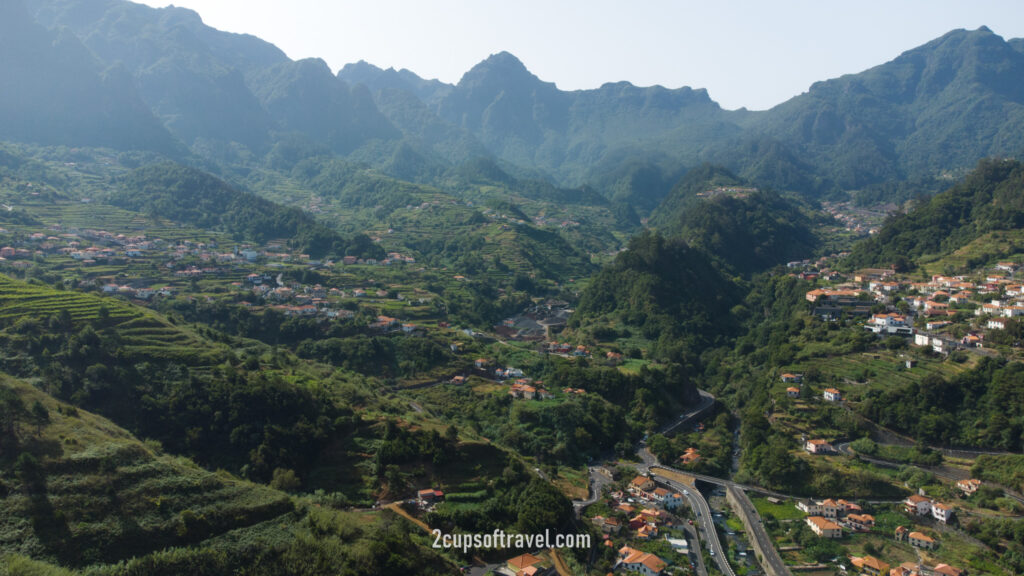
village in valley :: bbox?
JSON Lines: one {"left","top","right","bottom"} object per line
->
{"left": 2, "top": 192, "right": 1022, "bottom": 576}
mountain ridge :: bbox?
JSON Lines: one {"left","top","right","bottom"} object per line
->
{"left": 13, "top": 0, "right": 1024, "bottom": 203}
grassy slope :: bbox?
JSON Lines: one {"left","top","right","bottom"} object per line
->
{"left": 0, "top": 376, "right": 293, "bottom": 569}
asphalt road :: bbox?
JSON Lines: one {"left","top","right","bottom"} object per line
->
{"left": 653, "top": 473, "right": 735, "bottom": 576}
{"left": 573, "top": 466, "right": 614, "bottom": 513}
{"left": 658, "top": 389, "right": 717, "bottom": 436}
{"left": 728, "top": 485, "right": 790, "bottom": 576}
{"left": 573, "top": 389, "right": 793, "bottom": 576}
{"left": 651, "top": 464, "right": 792, "bottom": 576}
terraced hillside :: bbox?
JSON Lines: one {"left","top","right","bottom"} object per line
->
{"left": 0, "top": 376, "right": 455, "bottom": 576}
{"left": 0, "top": 275, "right": 222, "bottom": 366}
{"left": 0, "top": 376, "right": 292, "bottom": 568}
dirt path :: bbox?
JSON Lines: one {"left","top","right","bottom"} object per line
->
{"left": 549, "top": 548, "right": 573, "bottom": 576}
{"left": 385, "top": 502, "right": 432, "bottom": 534}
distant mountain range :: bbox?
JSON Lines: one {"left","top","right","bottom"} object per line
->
{"left": 9, "top": 0, "right": 1024, "bottom": 204}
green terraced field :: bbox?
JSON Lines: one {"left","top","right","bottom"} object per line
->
{"left": 0, "top": 275, "right": 222, "bottom": 366}
{"left": 0, "top": 377, "right": 294, "bottom": 569}
{"left": 0, "top": 276, "right": 140, "bottom": 323}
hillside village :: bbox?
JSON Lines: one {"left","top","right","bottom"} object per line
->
{"left": 797, "top": 260, "right": 1023, "bottom": 357}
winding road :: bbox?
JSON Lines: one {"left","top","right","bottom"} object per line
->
{"left": 652, "top": 471, "right": 735, "bottom": 576}
{"left": 574, "top": 389, "right": 787, "bottom": 576}
{"left": 569, "top": 383, "right": 1024, "bottom": 576}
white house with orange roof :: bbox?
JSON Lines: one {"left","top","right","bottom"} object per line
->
{"left": 823, "top": 388, "right": 842, "bottom": 402}
{"left": 956, "top": 478, "right": 982, "bottom": 495}
{"left": 976, "top": 302, "right": 1002, "bottom": 316}
{"left": 843, "top": 513, "right": 875, "bottom": 532}
{"left": 617, "top": 546, "right": 667, "bottom": 575}
{"left": 651, "top": 488, "right": 683, "bottom": 510}
{"left": 867, "top": 313, "right": 911, "bottom": 335}
{"left": 1002, "top": 305, "right": 1024, "bottom": 318}
{"left": 805, "top": 439, "right": 835, "bottom": 454}
{"left": 987, "top": 318, "right": 1007, "bottom": 330}
{"left": 909, "top": 531, "right": 937, "bottom": 549}
{"left": 904, "top": 494, "right": 932, "bottom": 515}
{"left": 805, "top": 516, "right": 842, "bottom": 538}
{"left": 931, "top": 501, "right": 954, "bottom": 523}
{"left": 797, "top": 499, "right": 841, "bottom": 518}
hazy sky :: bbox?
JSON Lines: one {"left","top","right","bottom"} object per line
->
{"left": 133, "top": 1, "right": 1024, "bottom": 110}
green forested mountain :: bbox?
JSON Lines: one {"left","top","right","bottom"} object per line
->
{"left": 430, "top": 52, "right": 741, "bottom": 188}
{"left": 250, "top": 58, "right": 401, "bottom": 155}
{"left": 109, "top": 164, "right": 370, "bottom": 259}
{"left": 344, "top": 29, "right": 1024, "bottom": 198}
{"left": 650, "top": 166, "right": 821, "bottom": 275}
{"left": 733, "top": 26, "right": 1024, "bottom": 194}
{"left": 572, "top": 231, "right": 744, "bottom": 363}
{"left": 8, "top": 0, "right": 1024, "bottom": 206}
{"left": 848, "top": 158, "right": 1024, "bottom": 270}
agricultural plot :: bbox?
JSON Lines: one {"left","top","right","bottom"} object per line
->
{"left": 0, "top": 378, "right": 294, "bottom": 568}
{"left": 0, "top": 274, "right": 223, "bottom": 366}
{"left": 0, "top": 275, "right": 140, "bottom": 324}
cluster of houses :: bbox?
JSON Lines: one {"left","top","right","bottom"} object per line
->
{"left": 583, "top": 477, "right": 692, "bottom": 575}
{"left": 544, "top": 341, "right": 591, "bottom": 357}
{"left": 338, "top": 252, "right": 416, "bottom": 266}
{"left": 508, "top": 380, "right": 553, "bottom": 400}
{"left": 782, "top": 374, "right": 847, "bottom": 405}
{"left": 903, "top": 494, "right": 955, "bottom": 524}
{"left": 241, "top": 275, "right": 430, "bottom": 325}
{"left": 888, "top": 560, "right": 965, "bottom": 576}
{"left": 820, "top": 199, "right": 894, "bottom": 234}
{"left": 847, "top": 555, "right": 964, "bottom": 576}
{"left": 798, "top": 498, "right": 870, "bottom": 538}
{"left": 779, "top": 370, "right": 842, "bottom": 411}
{"left": 807, "top": 262, "right": 1023, "bottom": 350}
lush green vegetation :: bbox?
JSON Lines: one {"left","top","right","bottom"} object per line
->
{"left": 848, "top": 438, "right": 943, "bottom": 466}
{"left": 4, "top": 4, "right": 1024, "bottom": 574}
{"left": 0, "top": 278, "right": 344, "bottom": 483}
{"left": 0, "top": 377, "right": 453, "bottom": 575}
{"left": 110, "top": 164, "right": 376, "bottom": 259}
{"left": 848, "top": 158, "right": 1024, "bottom": 270}
{"left": 649, "top": 165, "right": 822, "bottom": 275}
{"left": 572, "top": 231, "right": 743, "bottom": 363}
{"left": 971, "top": 454, "right": 1024, "bottom": 493}
{"left": 859, "top": 358, "right": 1024, "bottom": 450}
{"left": 657, "top": 190, "right": 820, "bottom": 275}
